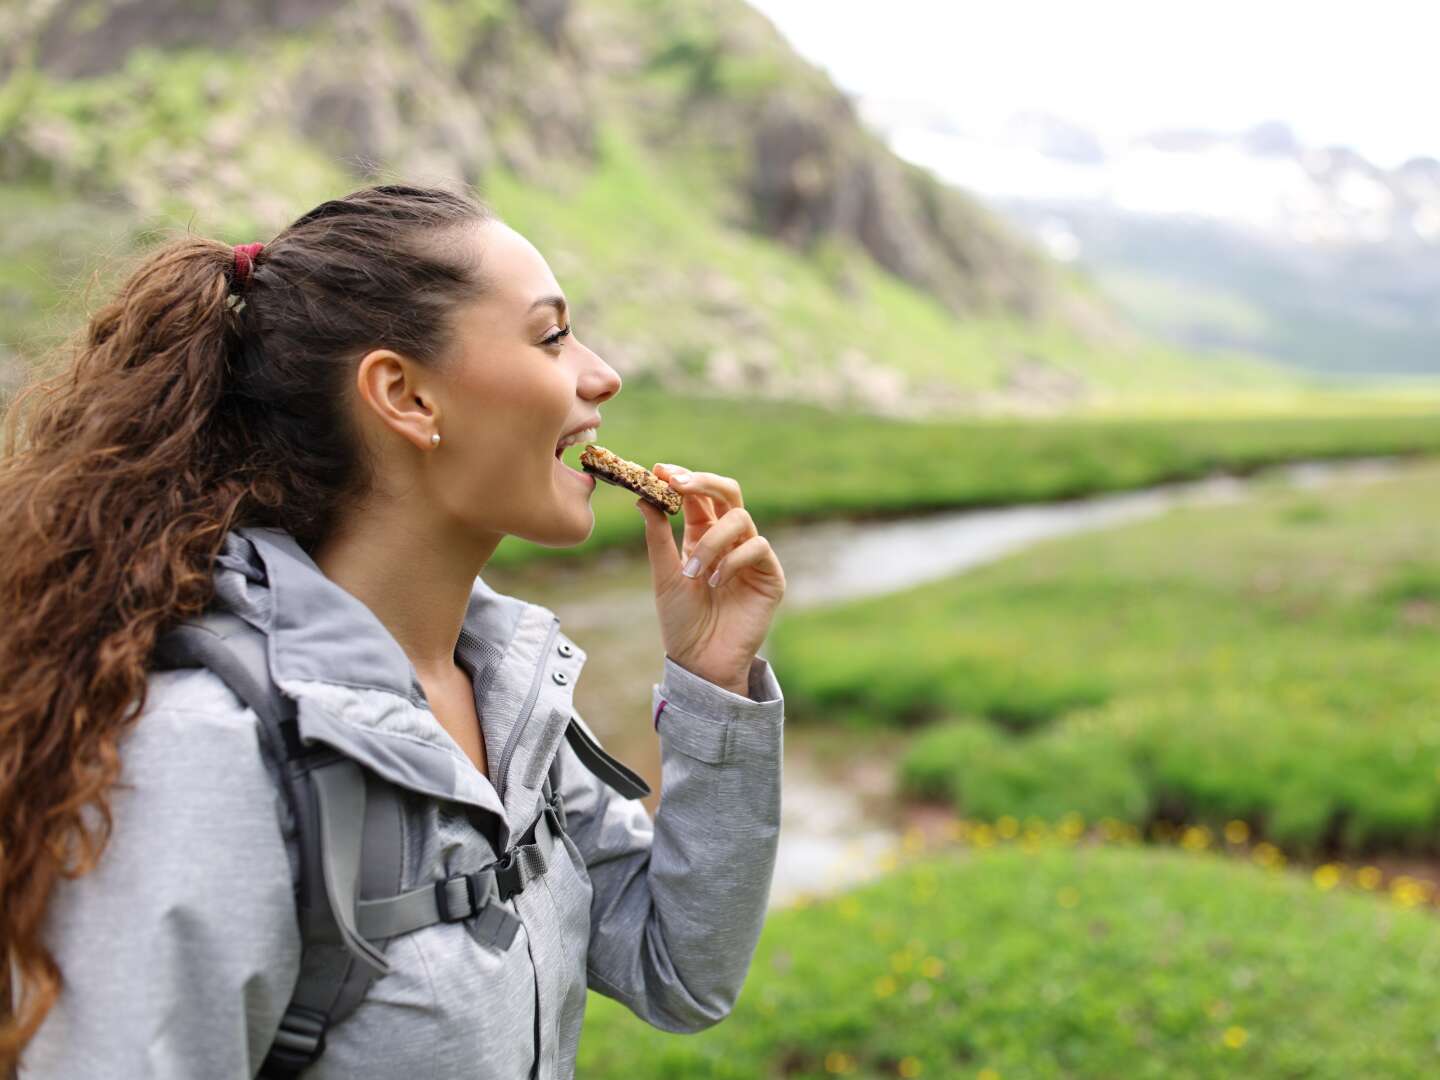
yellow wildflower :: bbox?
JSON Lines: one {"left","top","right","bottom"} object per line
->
{"left": 1180, "top": 825, "right": 1212, "bottom": 851}
{"left": 1356, "top": 866, "right": 1383, "bottom": 890}
{"left": 996, "top": 816, "right": 1020, "bottom": 839}
{"left": 1391, "top": 877, "right": 1426, "bottom": 908}
{"left": 1223, "top": 1026, "right": 1248, "bottom": 1050}
{"left": 1251, "top": 842, "right": 1284, "bottom": 868}
{"left": 1224, "top": 819, "right": 1249, "bottom": 845}
{"left": 825, "top": 1050, "right": 855, "bottom": 1074}
{"left": 920, "top": 956, "right": 945, "bottom": 979}
{"left": 898, "top": 1058, "right": 923, "bottom": 1078}
{"left": 874, "top": 975, "right": 897, "bottom": 998}
{"left": 1312, "top": 864, "right": 1341, "bottom": 891}
{"left": 1059, "top": 812, "right": 1085, "bottom": 840}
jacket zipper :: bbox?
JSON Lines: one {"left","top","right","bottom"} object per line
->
{"left": 493, "top": 616, "right": 561, "bottom": 804}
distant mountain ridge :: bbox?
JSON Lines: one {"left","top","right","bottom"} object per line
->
{"left": 860, "top": 105, "right": 1440, "bottom": 376}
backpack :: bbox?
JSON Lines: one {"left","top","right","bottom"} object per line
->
{"left": 152, "top": 609, "right": 651, "bottom": 1079}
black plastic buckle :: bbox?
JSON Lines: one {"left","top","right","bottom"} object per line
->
{"left": 265, "top": 1004, "right": 328, "bottom": 1073}
{"left": 493, "top": 849, "right": 524, "bottom": 902}
{"left": 434, "top": 873, "right": 479, "bottom": 923}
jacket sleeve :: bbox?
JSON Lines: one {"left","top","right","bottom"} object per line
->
{"left": 20, "top": 685, "right": 301, "bottom": 1079}
{"left": 555, "top": 652, "right": 783, "bottom": 1033}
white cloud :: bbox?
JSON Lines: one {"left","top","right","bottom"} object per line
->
{"left": 745, "top": 0, "right": 1438, "bottom": 168}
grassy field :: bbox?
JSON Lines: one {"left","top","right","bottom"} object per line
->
{"left": 493, "top": 386, "right": 1440, "bottom": 567}
{"left": 767, "top": 462, "right": 1440, "bottom": 855}
{"left": 510, "top": 385, "right": 1435, "bottom": 565}
{"left": 577, "top": 841, "right": 1440, "bottom": 1078}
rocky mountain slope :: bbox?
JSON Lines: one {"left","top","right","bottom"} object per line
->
{"left": 0, "top": 0, "right": 1287, "bottom": 414}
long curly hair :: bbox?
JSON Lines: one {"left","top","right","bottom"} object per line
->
{"left": 0, "top": 183, "right": 495, "bottom": 1067}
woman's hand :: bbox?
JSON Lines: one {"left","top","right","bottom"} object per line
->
{"left": 634, "top": 463, "right": 786, "bottom": 696}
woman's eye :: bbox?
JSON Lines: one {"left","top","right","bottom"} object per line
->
{"left": 542, "top": 325, "right": 572, "bottom": 347}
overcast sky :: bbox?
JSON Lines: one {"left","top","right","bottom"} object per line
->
{"left": 744, "top": 0, "right": 1435, "bottom": 169}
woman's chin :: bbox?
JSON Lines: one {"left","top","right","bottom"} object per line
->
{"left": 532, "top": 517, "right": 594, "bottom": 549}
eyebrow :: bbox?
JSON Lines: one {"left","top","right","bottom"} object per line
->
{"left": 527, "top": 294, "right": 569, "bottom": 319}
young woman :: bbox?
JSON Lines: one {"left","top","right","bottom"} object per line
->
{"left": 0, "top": 184, "right": 787, "bottom": 1077}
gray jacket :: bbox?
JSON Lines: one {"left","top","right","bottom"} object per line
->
{"left": 22, "top": 526, "right": 784, "bottom": 1078}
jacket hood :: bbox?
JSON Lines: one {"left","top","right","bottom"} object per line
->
{"left": 212, "top": 526, "right": 590, "bottom": 846}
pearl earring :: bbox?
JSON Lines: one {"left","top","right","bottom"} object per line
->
{"left": 431, "top": 432, "right": 441, "bottom": 447}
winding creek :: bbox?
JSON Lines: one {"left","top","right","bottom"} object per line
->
{"left": 483, "top": 456, "right": 1406, "bottom": 908}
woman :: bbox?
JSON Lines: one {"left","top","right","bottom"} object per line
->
{"left": 0, "top": 184, "right": 786, "bottom": 1077}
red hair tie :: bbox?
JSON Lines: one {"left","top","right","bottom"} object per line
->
{"left": 232, "top": 242, "right": 265, "bottom": 291}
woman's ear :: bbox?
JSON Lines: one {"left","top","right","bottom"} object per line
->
{"left": 354, "top": 348, "right": 438, "bottom": 453}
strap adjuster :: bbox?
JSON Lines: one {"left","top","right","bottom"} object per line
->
{"left": 544, "top": 790, "right": 567, "bottom": 834}
{"left": 265, "top": 1004, "right": 328, "bottom": 1072}
{"left": 434, "top": 870, "right": 493, "bottom": 923}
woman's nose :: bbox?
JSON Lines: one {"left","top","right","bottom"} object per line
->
{"left": 582, "top": 348, "right": 622, "bottom": 400}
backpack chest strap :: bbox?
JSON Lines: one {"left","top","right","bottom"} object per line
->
{"left": 351, "top": 781, "right": 563, "bottom": 948}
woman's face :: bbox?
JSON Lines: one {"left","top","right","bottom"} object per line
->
{"left": 406, "top": 219, "right": 622, "bottom": 550}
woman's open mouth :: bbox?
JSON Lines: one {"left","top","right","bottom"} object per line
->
{"left": 554, "top": 444, "right": 596, "bottom": 486}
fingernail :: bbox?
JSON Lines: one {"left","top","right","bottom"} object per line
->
{"left": 707, "top": 569, "right": 721, "bottom": 587}
{"left": 682, "top": 556, "right": 701, "bottom": 577}
{"left": 670, "top": 470, "right": 691, "bottom": 484}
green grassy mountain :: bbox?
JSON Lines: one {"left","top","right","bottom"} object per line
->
{"left": 1, "top": 0, "right": 1290, "bottom": 413}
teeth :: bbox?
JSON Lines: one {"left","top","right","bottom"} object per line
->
{"left": 556, "top": 426, "right": 598, "bottom": 451}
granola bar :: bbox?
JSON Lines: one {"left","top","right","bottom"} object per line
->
{"left": 579, "top": 444, "right": 683, "bottom": 515}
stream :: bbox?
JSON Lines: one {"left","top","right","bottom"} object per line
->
{"left": 484, "top": 456, "right": 1405, "bottom": 907}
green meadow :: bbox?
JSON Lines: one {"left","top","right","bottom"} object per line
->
{"left": 767, "top": 461, "right": 1440, "bottom": 855}
{"left": 578, "top": 842, "right": 1440, "bottom": 1078}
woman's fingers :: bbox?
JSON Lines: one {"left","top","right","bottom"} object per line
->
{"left": 652, "top": 464, "right": 714, "bottom": 558}
{"left": 678, "top": 507, "right": 757, "bottom": 580}
{"left": 653, "top": 463, "right": 745, "bottom": 560}
{"left": 654, "top": 464, "right": 743, "bottom": 515}
{"left": 634, "top": 494, "right": 682, "bottom": 577}
{"left": 705, "top": 533, "right": 782, "bottom": 589}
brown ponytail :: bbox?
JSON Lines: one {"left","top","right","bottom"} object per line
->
{"left": 0, "top": 183, "right": 494, "bottom": 1067}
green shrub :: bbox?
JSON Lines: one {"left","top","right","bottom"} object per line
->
{"left": 902, "top": 719, "right": 1150, "bottom": 824}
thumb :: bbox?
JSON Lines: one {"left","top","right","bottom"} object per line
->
{"left": 635, "top": 497, "right": 680, "bottom": 577}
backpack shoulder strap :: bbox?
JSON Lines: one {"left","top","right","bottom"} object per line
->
{"left": 154, "top": 612, "right": 391, "bottom": 1077}
{"left": 152, "top": 610, "right": 302, "bottom": 758}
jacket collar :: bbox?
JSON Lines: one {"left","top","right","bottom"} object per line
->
{"left": 213, "top": 526, "right": 588, "bottom": 845}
